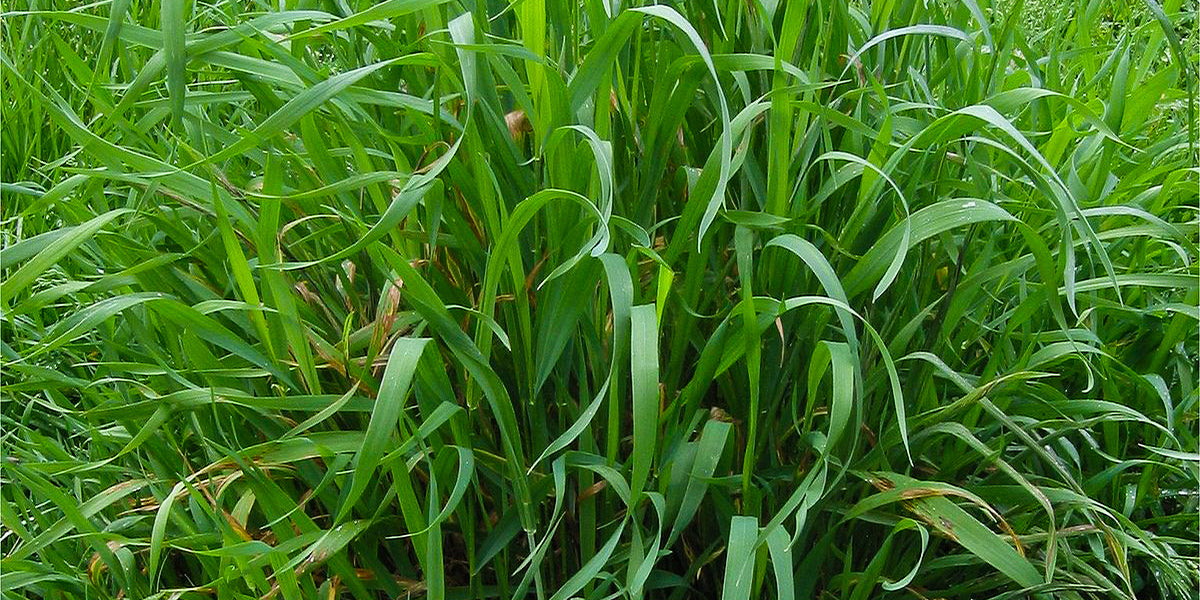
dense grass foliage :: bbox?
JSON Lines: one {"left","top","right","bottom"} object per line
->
{"left": 2, "top": 0, "right": 1198, "bottom": 598}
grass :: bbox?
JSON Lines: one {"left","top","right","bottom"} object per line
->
{"left": 0, "top": 0, "right": 1197, "bottom": 598}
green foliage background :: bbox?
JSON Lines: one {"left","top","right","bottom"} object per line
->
{"left": 1, "top": 0, "right": 1197, "bottom": 598}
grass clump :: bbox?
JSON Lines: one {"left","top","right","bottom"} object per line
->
{"left": 1, "top": 0, "right": 1197, "bottom": 598}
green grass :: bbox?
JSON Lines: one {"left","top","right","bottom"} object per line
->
{"left": 1, "top": 0, "right": 1197, "bottom": 598}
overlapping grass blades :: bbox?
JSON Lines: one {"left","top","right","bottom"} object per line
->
{"left": 1, "top": 0, "right": 1197, "bottom": 598}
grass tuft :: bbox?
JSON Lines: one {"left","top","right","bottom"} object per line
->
{"left": 1, "top": 0, "right": 1197, "bottom": 598}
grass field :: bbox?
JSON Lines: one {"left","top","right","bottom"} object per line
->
{"left": 1, "top": 0, "right": 1197, "bottom": 598}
